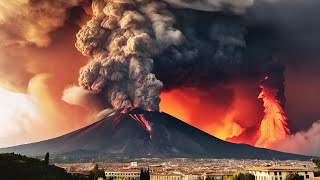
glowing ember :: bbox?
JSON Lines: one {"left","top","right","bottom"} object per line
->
{"left": 255, "top": 76, "right": 290, "bottom": 148}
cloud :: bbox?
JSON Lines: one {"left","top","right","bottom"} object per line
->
{"left": 62, "top": 86, "right": 102, "bottom": 109}
{"left": 271, "top": 121, "right": 320, "bottom": 156}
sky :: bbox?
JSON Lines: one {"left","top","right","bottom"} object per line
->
{"left": 0, "top": 0, "right": 319, "bottom": 156}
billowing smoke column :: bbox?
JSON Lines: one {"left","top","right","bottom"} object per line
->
{"left": 75, "top": 0, "right": 192, "bottom": 111}
{"left": 74, "top": 0, "right": 252, "bottom": 111}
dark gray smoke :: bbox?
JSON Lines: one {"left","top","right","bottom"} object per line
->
{"left": 74, "top": 0, "right": 251, "bottom": 111}
{"left": 75, "top": 0, "right": 193, "bottom": 111}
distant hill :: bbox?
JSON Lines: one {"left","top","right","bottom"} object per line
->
{"left": 0, "top": 108, "right": 311, "bottom": 160}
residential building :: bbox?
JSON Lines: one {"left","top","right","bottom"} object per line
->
{"left": 131, "top": 162, "right": 138, "bottom": 167}
{"left": 151, "top": 174, "right": 183, "bottom": 180}
{"left": 183, "top": 174, "right": 201, "bottom": 180}
{"left": 202, "top": 172, "right": 233, "bottom": 180}
{"left": 105, "top": 171, "right": 141, "bottom": 180}
{"left": 248, "top": 166, "right": 315, "bottom": 180}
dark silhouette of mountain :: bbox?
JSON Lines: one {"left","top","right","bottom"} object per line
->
{"left": 0, "top": 108, "right": 310, "bottom": 160}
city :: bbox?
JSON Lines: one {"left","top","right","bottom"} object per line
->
{"left": 57, "top": 158, "right": 319, "bottom": 180}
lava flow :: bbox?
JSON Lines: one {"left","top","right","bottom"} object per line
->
{"left": 114, "top": 107, "right": 152, "bottom": 140}
{"left": 255, "top": 76, "right": 290, "bottom": 148}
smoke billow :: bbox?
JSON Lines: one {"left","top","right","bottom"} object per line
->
{"left": 271, "top": 121, "right": 320, "bottom": 156}
{"left": 75, "top": 0, "right": 189, "bottom": 111}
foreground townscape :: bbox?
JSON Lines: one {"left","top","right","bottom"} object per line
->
{"left": 57, "top": 158, "right": 320, "bottom": 180}
{"left": 1, "top": 153, "right": 319, "bottom": 180}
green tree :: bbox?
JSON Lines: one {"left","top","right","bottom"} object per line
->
{"left": 285, "top": 173, "right": 304, "bottom": 180}
{"left": 45, "top": 152, "right": 49, "bottom": 165}
{"left": 89, "top": 164, "right": 105, "bottom": 180}
{"left": 244, "top": 173, "right": 255, "bottom": 180}
{"left": 232, "top": 172, "right": 255, "bottom": 180}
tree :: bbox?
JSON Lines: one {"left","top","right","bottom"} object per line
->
{"left": 285, "top": 173, "right": 304, "bottom": 180}
{"left": 244, "top": 173, "right": 255, "bottom": 180}
{"left": 44, "top": 152, "right": 49, "bottom": 165}
{"left": 232, "top": 172, "right": 255, "bottom": 180}
{"left": 312, "top": 158, "right": 320, "bottom": 170}
{"left": 89, "top": 163, "right": 105, "bottom": 180}
{"left": 140, "top": 168, "right": 150, "bottom": 180}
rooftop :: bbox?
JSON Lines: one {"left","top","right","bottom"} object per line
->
{"left": 248, "top": 166, "right": 313, "bottom": 172}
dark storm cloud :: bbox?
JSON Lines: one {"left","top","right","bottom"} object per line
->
{"left": 246, "top": 0, "right": 320, "bottom": 59}
{"left": 244, "top": 0, "right": 320, "bottom": 132}
{"left": 162, "top": 0, "right": 253, "bottom": 14}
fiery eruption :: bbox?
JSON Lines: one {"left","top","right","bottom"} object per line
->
{"left": 255, "top": 76, "right": 290, "bottom": 148}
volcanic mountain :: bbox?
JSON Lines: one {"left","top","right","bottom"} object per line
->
{"left": 0, "top": 108, "right": 308, "bottom": 160}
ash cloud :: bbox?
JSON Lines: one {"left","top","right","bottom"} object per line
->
{"left": 75, "top": 0, "right": 193, "bottom": 111}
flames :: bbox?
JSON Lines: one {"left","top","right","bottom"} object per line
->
{"left": 255, "top": 76, "right": 290, "bottom": 148}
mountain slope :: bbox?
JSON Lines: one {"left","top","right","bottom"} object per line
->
{"left": 0, "top": 108, "right": 309, "bottom": 160}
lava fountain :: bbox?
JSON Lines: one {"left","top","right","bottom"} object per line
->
{"left": 255, "top": 76, "right": 290, "bottom": 148}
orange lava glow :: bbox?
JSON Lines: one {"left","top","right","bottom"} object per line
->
{"left": 255, "top": 78, "right": 290, "bottom": 148}
{"left": 159, "top": 87, "right": 258, "bottom": 140}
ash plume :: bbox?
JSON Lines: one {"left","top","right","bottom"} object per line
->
{"left": 75, "top": 0, "right": 192, "bottom": 111}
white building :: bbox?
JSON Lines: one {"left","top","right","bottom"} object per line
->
{"left": 183, "top": 174, "right": 201, "bottom": 180}
{"left": 131, "top": 162, "right": 138, "bottom": 167}
{"left": 202, "top": 172, "right": 233, "bottom": 180}
{"left": 248, "top": 166, "right": 314, "bottom": 180}
{"left": 150, "top": 174, "right": 183, "bottom": 180}
{"left": 105, "top": 171, "right": 141, "bottom": 180}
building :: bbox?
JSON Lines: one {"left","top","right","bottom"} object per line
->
{"left": 248, "top": 166, "right": 315, "bottom": 180}
{"left": 202, "top": 172, "right": 234, "bottom": 180}
{"left": 131, "top": 162, "right": 138, "bottom": 167}
{"left": 151, "top": 174, "right": 183, "bottom": 180}
{"left": 105, "top": 171, "right": 141, "bottom": 180}
{"left": 183, "top": 174, "right": 201, "bottom": 180}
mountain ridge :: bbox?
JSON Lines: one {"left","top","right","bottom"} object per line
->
{"left": 0, "top": 108, "right": 311, "bottom": 160}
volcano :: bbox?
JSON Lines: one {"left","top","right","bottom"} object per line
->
{"left": 0, "top": 108, "right": 308, "bottom": 160}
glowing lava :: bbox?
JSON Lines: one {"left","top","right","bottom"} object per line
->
{"left": 115, "top": 107, "right": 152, "bottom": 139}
{"left": 255, "top": 76, "right": 290, "bottom": 148}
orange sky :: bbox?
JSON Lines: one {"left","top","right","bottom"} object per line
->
{"left": 0, "top": 24, "right": 100, "bottom": 147}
